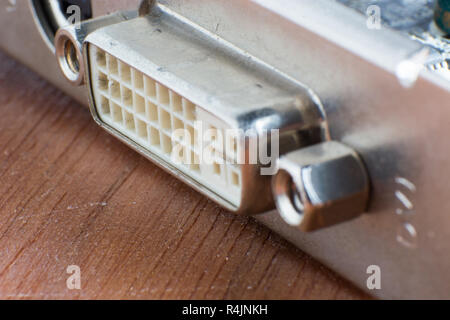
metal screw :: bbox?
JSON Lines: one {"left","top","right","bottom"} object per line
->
{"left": 272, "top": 141, "right": 370, "bottom": 232}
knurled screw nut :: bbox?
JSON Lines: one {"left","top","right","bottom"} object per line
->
{"left": 273, "top": 141, "right": 370, "bottom": 232}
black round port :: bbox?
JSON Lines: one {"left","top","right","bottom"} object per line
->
{"left": 434, "top": 0, "right": 450, "bottom": 36}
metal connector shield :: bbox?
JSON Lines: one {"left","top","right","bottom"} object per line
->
{"left": 81, "top": 4, "right": 328, "bottom": 214}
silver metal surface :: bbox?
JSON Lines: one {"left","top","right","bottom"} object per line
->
{"left": 273, "top": 141, "right": 369, "bottom": 232}
{"left": 2, "top": 0, "right": 450, "bottom": 299}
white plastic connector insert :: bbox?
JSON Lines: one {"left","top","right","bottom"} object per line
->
{"left": 90, "top": 45, "right": 242, "bottom": 206}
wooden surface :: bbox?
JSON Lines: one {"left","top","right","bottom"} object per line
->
{"left": 0, "top": 51, "right": 369, "bottom": 299}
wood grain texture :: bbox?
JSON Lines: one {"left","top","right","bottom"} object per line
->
{"left": 0, "top": 51, "right": 369, "bottom": 299}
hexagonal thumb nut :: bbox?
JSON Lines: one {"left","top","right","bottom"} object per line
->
{"left": 272, "top": 141, "right": 370, "bottom": 232}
